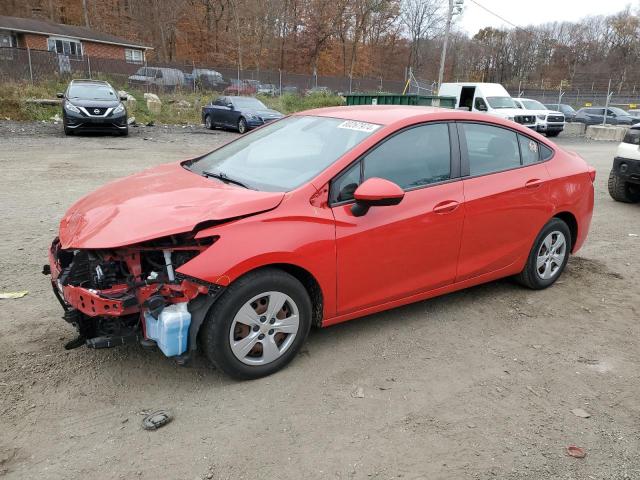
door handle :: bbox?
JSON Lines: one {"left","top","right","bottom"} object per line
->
{"left": 525, "top": 179, "right": 543, "bottom": 189}
{"left": 433, "top": 200, "right": 460, "bottom": 214}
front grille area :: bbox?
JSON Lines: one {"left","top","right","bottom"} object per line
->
{"left": 547, "top": 115, "right": 564, "bottom": 123}
{"left": 86, "top": 107, "right": 108, "bottom": 116}
{"left": 514, "top": 115, "right": 535, "bottom": 125}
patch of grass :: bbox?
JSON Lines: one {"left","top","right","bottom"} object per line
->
{"left": 258, "top": 93, "right": 345, "bottom": 114}
{"left": 0, "top": 80, "right": 343, "bottom": 124}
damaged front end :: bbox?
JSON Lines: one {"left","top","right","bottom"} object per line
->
{"left": 44, "top": 235, "right": 222, "bottom": 358}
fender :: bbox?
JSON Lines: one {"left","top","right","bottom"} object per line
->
{"left": 176, "top": 188, "right": 338, "bottom": 319}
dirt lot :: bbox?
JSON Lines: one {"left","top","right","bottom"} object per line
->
{"left": 1, "top": 122, "right": 639, "bottom": 480}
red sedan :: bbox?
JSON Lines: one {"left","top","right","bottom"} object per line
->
{"left": 46, "top": 106, "right": 595, "bottom": 379}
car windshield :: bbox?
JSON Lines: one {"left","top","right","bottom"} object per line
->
{"left": 233, "top": 97, "right": 267, "bottom": 109}
{"left": 188, "top": 116, "right": 380, "bottom": 192}
{"left": 68, "top": 84, "right": 117, "bottom": 100}
{"left": 609, "top": 107, "right": 629, "bottom": 116}
{"left": 486, "top": 96, "right": 517, "bottom": 109}
{"left": 521, "top": 99, "right": 546, "bottom": 110}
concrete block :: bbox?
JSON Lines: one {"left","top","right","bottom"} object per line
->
{"left": 144, "top": 92, "right": 162, "bottom": 115}
{"left": 585, "top": 125, "right": 628, "bottom": 142}
{"left": 563, "top": 122, "right": 586, "bottom": 136}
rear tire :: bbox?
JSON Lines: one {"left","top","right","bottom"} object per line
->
{"left": 201, "top": 268, "right": 312, "bottom": 380}
{"left": 204, "top": 115, "right": 213, "bottom": 130}
{"left": 237, "top": 117, "right": 247, "bottom": 134}
{"left": 608, "top": 169, "right": 640, "bottom": 203}
{"left": 516, "top": 218, "right": 571, "bottom": 290}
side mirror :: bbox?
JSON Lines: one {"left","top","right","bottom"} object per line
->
{"left": 226, "top": 103, "right": 234, "bottom": 109}
{"left": 56, "top": 92, "right": 64, "bottom": 98}
{"left": 351, "top": 178, "right": 404, "bottom": 217}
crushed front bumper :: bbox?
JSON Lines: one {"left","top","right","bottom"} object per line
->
{"left": 45, "top": 237, "right": 221, "bottom": 353}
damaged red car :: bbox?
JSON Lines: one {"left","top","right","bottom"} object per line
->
{"left": 45, "top": 106, "right": 595, "bottom": 379}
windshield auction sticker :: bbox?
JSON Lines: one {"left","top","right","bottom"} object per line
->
{"left": 337, "top": 120, "right": 380, "bottom": 133}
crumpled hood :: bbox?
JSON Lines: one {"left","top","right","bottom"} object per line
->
{"left": 59, "top": 162, "right": 285, "bottom": 249}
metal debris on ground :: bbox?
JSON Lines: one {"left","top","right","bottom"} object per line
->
{"left": 142, "top": 410, "right": 173, "bottom": 430}
{"left": 0, "top": 291, "right": 28, "bottom": 299}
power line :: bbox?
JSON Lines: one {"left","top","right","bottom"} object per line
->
{"left": 467, "top": 0, "right": 522, "bottom": 31}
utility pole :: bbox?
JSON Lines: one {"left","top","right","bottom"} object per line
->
{"left": 437, "top": 0, "right": 463, "bottom": 91}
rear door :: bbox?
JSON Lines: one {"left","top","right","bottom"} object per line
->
{"left": 456, "top": 122, "right": 553, "bottom": 282}
{"left": 331, "top": 122, "right": 465, "bottom": 315}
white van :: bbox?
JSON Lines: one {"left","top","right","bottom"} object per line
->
{"left": 439, "top": 82, "right": 536, "bottom": 129}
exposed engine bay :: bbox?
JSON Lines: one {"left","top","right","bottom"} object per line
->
{"left": 45, "top": 235, "right": 221, "bottom": 355}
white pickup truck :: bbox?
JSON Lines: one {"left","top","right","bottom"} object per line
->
{"left": 439, "top": 82, "right": 536, "bottom": 129}
{"left": 513, "top": 97, "right": 565, "bottom": 137}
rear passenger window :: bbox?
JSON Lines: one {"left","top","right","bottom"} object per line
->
{"left": 518, "top": 134, "right": 539, "bottom": 165}
{"left": 363, "top": 123, "right": 451, "bottom": 189}
{"left": 463, "top": 123, "right": 520, "bottom": 175}
{"left": 540, "top": 144, "right": 553, "bottom": 160}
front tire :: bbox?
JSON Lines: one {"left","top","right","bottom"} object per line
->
{"left": 201, "top": 268, "right": 312, "bottom": 379}
{"left": 64, "top": 125, "right": 73, "bottom": 136}
{"left": 237, "top": 117, "right": 247, "bottom": 134}
{"left": 546, "top": 131, "right": 560, "bottom": 137}
{"left": 608, "top": 170, "right": 640, "bottom": 203}
{"left": 516, "top": 218, "right": 571, "bottom": 290}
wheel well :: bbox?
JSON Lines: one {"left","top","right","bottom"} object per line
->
{"left": 554, "top": 211, "right": 578, "bottom": 251}
{"left": 252, "top": 264, "right": 324, "bottom": 327}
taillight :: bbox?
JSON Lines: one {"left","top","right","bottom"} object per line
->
{"left": 588, "top": 167, "right": 596, "bottom": 183}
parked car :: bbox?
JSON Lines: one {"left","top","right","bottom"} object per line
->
{"left": 544, "top": 103, "right": 577, "bottom": 122}
{"left": 574, "top": 106, "right": 639, "bottom": 125}
{"left": 257, "top": 83, "right": 277, "bottom": 96}
{"left": 128, "top": 66, "right": 185, "bottom": 91}
{"left": 191, "top": 68, "right": 225, "bottom": 90}
{"left": 45, "top": 106, "right": 595, "bottom": 379}
{"left": 282, "top": 86, "right": 299, "bottom": 95}
{"left": 609, "top": 124, "right": 640, "bottom": 203}
{"left": 202, "top": 95, "right": 283, "bottom": 133}
{"left": 57, "top": 79, "right": 128, "bottom": 136}
{"left": 513, "top": 97, "right": 565, "bottom": 137}
{"left": 439, "top": 82, "right": 536, "bottom": 129}
{"left": 223, "top": 79, "right": 257, "bottom": 96}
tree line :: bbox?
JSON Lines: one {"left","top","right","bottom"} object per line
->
{"left": 2, "top": 0, "right": 639, "bottom": 90}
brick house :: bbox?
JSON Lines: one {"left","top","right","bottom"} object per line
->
{"left": 0, "top": 15, "right": 151, "bottom": 63}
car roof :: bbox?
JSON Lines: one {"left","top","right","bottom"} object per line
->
{"left": 70, "top": 79, "right": 110, "bottom": 85}
{"left": 299, "top": 105, "right": 509, "bottom": 126}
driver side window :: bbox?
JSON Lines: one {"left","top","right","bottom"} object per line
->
{"left": 475, "top": 97, "right": 487, "bottom": 111}
{"left": 330, "top": 123, "right": 452, "bottom": 204}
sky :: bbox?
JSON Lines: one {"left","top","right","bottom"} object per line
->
{"left": 457, "top": 0, "right": 634, "bottom": 35}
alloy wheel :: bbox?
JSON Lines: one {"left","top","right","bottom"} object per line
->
{"left": 229, "top": 291, "right": 300, "bottom": 366}
{"left": 536, "top": 230, "right": 567, "bottom": 280}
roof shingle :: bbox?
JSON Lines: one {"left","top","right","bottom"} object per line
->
{"left": 0, "top": 15, "right": 151, "bottom": 49}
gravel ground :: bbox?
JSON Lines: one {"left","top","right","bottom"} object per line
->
{"left": 0, "top": 122, "right": 639, "bottom": 480}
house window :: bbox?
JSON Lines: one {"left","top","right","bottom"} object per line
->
{"left": 125, "top": 48, "right": 144, "bottom": 63}
{"left": 0, "top": 33, "right": 14, "bottom": 48}
{"left": 47, "top": 37, "right": 82, "bottom": 57}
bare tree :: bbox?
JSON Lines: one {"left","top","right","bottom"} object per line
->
{"left": 401, "top": 0, "right": 443, "bottom": 74}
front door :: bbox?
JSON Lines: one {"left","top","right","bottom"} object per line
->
{"left": 330, "top": 122, "right": 465, "bottom": 315}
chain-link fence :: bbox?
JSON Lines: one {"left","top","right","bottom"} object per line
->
{"left": 0, "top": 46, "right": 405, "bottom": 95}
